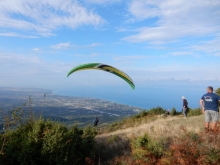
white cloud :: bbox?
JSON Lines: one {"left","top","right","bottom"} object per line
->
{"left": 0, "top": 32, "right": 38, "bottom": 38}
{"left": 0, "top": 0, "right": 104, "bottom": 37}
{"left": 88, "top": 43, "right": 102, "bottom": 47}
{"left": 83, "top": 0, "right": 121, "bottom": 4}
{"left": 169, "top": 52, "right": 193, "bottom": 56}
{"left": 192, "top": 35, "right": 220, "bottom": 56}
{"left": 113, "top": 55, "right": 153, "bottom": 61}
{"left": 32, "top": 48, "right": 41, "bottom": 52}
{"left": 0, "top": 52, "right": 72, "bottom": 88}
{"left": 125, "top": 0, "right": 220, "bottom": 43}
{"left": 51, "top": 42, "right": 102, "bottom": 49}
{"left": 51, "top": 43, "right": 72, "bottom": 50}
{"left": 128, "top": 0, "right": 160, "bottom": 21}
{"left": 0, "top": 51, "right": 219, "bottom": 89}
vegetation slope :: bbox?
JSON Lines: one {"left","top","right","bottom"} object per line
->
{"left": 0, "top": 87, "right": 219, "bottom": 165}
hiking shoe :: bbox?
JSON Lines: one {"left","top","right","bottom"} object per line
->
{"left": 205, "top": 127, "right": 209, "bottom": 133}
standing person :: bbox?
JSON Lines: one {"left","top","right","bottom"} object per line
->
{"left": 167, "top": 109, "right": 170, "bottom": 115}
{"left": 182, "top": 96, "right": 188, "bottom": 118}
{"left": 200, "top": 86, "right": 220, "bottom": 133}
{"left": 93, "top": 117, "right": 99, "bottom": 127}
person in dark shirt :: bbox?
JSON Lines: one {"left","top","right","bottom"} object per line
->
{"left": 93, "top": 117, "right": 99, "bottom": 127}
{"left": 200, "top": 86, "right": 220, "bottom": 133}
{"left": 182, "top": 96, "right": 188, "bottom": 117}
{"left": 167, "top": 109, "right": 170, "bottom": 116}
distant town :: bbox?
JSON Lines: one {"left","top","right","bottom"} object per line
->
{"left": 0, "top": 87, "right": 143, "bottom": 129}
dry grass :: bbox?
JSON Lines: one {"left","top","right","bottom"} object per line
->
{"left": 95, "top": 115, "right": 205, "bottom": 164}
{"left": 97, "top": 115, "right": 204, "bottom": 140}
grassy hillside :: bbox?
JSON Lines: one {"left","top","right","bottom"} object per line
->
{"left": 95, "top": 114, "right": 205, "bottom": 163}
{"left": 94, "top": 110, "right": 220, "bottom": 165}
{"left": 97, "top": 115, "right": 204, "bottom": 141}
{"left": 1, "top": 105, "right": 219, "bottom": 165}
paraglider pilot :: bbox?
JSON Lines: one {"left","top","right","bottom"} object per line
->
{"left": 93, "top": 117, "right": 99, "bottom": 127}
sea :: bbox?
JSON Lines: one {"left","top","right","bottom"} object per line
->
{"left": 54, "top": 83, "right": 210, "bottom": 111}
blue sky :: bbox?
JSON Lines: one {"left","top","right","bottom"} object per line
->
{"left": 0, "top": 0, "right": 220, "bottom": 93}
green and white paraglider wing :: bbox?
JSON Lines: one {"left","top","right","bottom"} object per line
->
{"left": 67, "top": 63, "right": 135, "bottom": 89}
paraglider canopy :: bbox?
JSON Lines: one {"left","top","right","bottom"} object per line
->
{"left": 67, "top": 63, "right": 135, "bottom": 89}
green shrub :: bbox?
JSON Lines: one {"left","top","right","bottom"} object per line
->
{"left": 187, "top": 108, "right": 202, "bottom": 117}
{"left": 0, "top": 118, "right": 96, "bottom": 165}
{"left": 132, "top": 110, "right": 148, "bottom": 119}
{"left": 148, "top": 107, "right": 166, "bottom": 115}
{"left": 114, "top": 132, "right": 220, "bottom": 165}
{"left": 171, "top": 108, "right": 177, "bottom": 116}
{"left": 133, "top": 107, "right": 166, "bottom": 117}
{"left": 131, "top": 134, "right": 165, "bottom": 164}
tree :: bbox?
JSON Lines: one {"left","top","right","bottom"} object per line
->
{"left": 0, "top": 106, "right": 97, "bottom": 165}
{"left": 215, "top": 88, "right": 220, "bottom": 110}
{"left": 171, "top": 108, "right": 177, "bottom": 116}
{"left": 215, "top": 88, "right": 220, "bottom": 96}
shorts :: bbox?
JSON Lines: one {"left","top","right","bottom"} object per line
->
{"left": 205, "top": 110, "right": 219, "bottom": 122}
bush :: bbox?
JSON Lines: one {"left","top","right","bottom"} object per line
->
{"left": 113, "top": 135, "right": 170, "bottom": 165}
{"left": 132, "top": 110, "right": 148, "bottom": 119}
{"left": 114, "top": 131, "right": 220, "bottom": 165}
{"left": 148, "top": 107, "right": 166, "bottom": 115}
{"left": 0, "top": 118, "right": 96, "bottom": 165}
{"left": 171, "top": 107, "right": 177, "bottom": 116}
{"left": 187, "top": 108, "right": 202, "bottom": 117}
{"left": 131, "top": 134, "right": 164, "bottom": 164}
{"left": 132, "top": 107, "right": 166, "bottom": 119}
